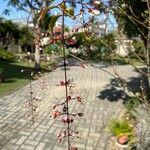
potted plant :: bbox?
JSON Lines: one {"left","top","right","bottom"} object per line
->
{"left": 109, "top": 119, "right": 133, "bottom": 148}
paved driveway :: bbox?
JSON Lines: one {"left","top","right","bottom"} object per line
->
{"left": 0, "top": 64, "right": 139, "bottom": 150}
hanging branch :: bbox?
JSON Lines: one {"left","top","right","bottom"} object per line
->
{"left": 48, "top": 1, "right": 102, "bottom": 149}
{"left": 140, "top": 80, "right": 150, "bottom": 110}
{"left": 61, "top": 0, "right": 71, "bottom": 149}
{"left": 100, "top": 39, "right": 148, "bottom": 76}
{"left": 118, "top": 6, "right": 148, "bottom": 29}
{"left": 27, "top": 53, "right": 34, "bottom": 124}
{"left": 100, "top": 38, "right": 150, "bottom": 107}
{"left": 110, "top": 60, "right": 145, "bottom": 102}
{"left": 21, "top": 53, "right": 36, "bottom": 124}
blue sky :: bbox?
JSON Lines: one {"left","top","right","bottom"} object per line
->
{"left": 0, "top": 0, "right": 116, "bottom": 30}
{"left": 0, "top": 1, "right": 28, "bottom": 20}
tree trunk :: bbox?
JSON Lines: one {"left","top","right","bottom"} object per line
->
{"left": 34, "top": 24, "right": 41, "bottom": 71}
{"left": 35, "top": 44, "right": 41, "bottom": 70}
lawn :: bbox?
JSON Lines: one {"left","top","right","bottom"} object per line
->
{"left": 0, "top": 59, "right": 51, "bottom": 97}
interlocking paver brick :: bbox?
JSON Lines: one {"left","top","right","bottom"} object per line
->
{"left": 16, "top": 136, "right": 27, "bottom": 145}
{"left": 0, "top": 64, "right": 140, "bottom": 150}
{"left": 3, "top": 144, "right": 19, "bottom": 150}
{"left": 24, "top": 140, "right": 39, "bottom": 146}
{"left": 20, "top": 144, "right": 34, "bottom": 150}
{"left": 35, "top": 142, "right": 46, "bottom": 150}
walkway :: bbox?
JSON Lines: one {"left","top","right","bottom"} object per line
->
{"left": 0, "top": 64, "right": 139, "bottom": 150}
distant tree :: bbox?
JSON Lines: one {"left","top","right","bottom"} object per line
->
{"left": 132, "top": 39, "right": 145, "bottom": 58}
{"left": 72, "top": 31, "right": 96, "bottom": 59}
{"left": 19, "top": 26, "right": 34, "bottom": 51}
{"left": 109, "top": 0, "right": 147, "bottom": 47}
{"left": 108, "top": 0, "right": 150, "bottom": 86}
{"left": 0, "top": 18, "right": 21, "bottom": 49}
{"left": 5, "top": 0, "right": 57, "bottom": 70}
{"left": 103, "top": 33, "right": 116, "bottom": 55}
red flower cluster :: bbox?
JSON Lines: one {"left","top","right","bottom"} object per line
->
{"left": 76, "top": 96, "right": 84, "bottom": 103}
{"left": 62, "top": 116, "right": 74, "bottom": 123}
{"left": 80, "top": 8, "right": 84, "bottom": 13}
{"left": 80, "top": 64, "right": 88, "bottom": 68}
{"left": 57, "top": 129, "right": 79, "bottom": 142}
{"left": 50, "top": 110, "right": 61, "bottom": 119}
{"left": 69, "top": 147, "right": 78, "bottom": 150}
{"left": 57, "top": 79, "right": 71, "bottom": 86}
{"left": 93, "top": 0, "right": 101, "bottom": 5}
{"left": 67, "top": 95, "right": 84, "bottom": 103}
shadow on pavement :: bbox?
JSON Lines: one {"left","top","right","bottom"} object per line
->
{"left": 98, "top": 78, "right": 129, "bottom": 103}
{"left": 98, "top": 67, "right": 149, "bottom": 103}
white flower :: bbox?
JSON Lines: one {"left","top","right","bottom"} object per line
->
{"left": 121, "top": 4, "right": 126, "bottom": 8}
{"left": 93, "top": 0, "right": 101, "bottom": 5}
{"left": 80, "top": 14, "right": 83, "bottom": 19}
{"left": 27, "top": 52, "right": 30, "bottom": 55}
{"left": 31, "top": 72, "right": 34, "bottom": 76}
{"left": 41, "top": 37, "right": 50, "bottom": 46}
{"left": 135, "top": 92, "right": 141, "bottom": 97}
{"left": 92, "top": 9, "right": 100, "bottom": 15}
{"left": 35, "top": 95, "right": 41, "bottom": 100}
{"left": 110, "top": 10, "right": 114, "bottom": 14}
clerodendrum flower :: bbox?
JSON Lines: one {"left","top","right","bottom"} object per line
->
{"left": 93, "top": 0, "right": 101, "bottom": 5}
{"left": 89, "top": 9, "right": 100, "bottom": 16}
{"left": 51, "top": 110, "right": 60, "bottom": 118}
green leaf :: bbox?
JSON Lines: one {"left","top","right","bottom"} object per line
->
{"left": 66, "top": 7, "right": 74, "bottom": 16}
{"left": 48, "top": 15, "right": 61, "bottom": 33}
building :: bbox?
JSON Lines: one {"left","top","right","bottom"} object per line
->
{"left": 71, "top": 21, "right": 107, "bottom": 37}
{"left": 90, "top": 22, "right": 107, "bottom": 36}
{"left": 115, "top": 35, "right": 134, "bottom": 57}
{"left": 52, "top": 25, "right": 62, "bottom": 41}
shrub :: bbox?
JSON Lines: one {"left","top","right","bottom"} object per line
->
{"left": 109, "top": 119, "right": 133, "bottom": 136}
{"left": 131, "top": 39, "right": 145, "bottom": 60}
{"left": 125, "top": 97, "right": 140, "bottom": 112}
{"left": 0, "top": 48, "right": 15, "bottom": 60}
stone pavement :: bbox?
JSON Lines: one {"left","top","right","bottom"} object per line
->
{"left": 0, "top": 64, "right": 140, "bottom": 150}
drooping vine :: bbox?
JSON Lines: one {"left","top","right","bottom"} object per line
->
{"left": 20, "top": 0, "right": 102, "bottom": 149}
{"left": 48, "top": 1, "right": 101, "bottom": 150}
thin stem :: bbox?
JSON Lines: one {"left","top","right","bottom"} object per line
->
{"left": 146, "top": 0, "right": 150, "bottom": 85}
{"left": 27, "top": 54, "right": 34, "bottom": 124}
{"left": 61, "top": 1, "right": 71, "bottom": 149}
{"left": 140, "top": 80, "right": 150, "bottom": 110}
{"left": 81, "top": 0, "right": 85, "bottom": 24}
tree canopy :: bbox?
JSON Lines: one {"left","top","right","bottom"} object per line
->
{"left": 110, "top": 0, "right": 148, "bottom": 47}
{"left": 0, "top": 17, "right": 33, "bottom": 49}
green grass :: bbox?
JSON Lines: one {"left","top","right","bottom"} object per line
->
{"left": 132, "top": 60, "right": 145, "bottom": 66}
{"left": 0, "top": 60, "right": 50, "bottom": 97}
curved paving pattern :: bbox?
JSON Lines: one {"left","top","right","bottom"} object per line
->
{"left": 0, "top": 64, "right": 140, "bottom": 150}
